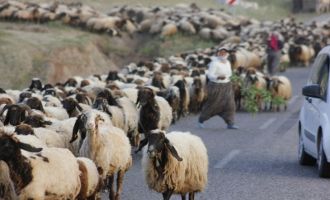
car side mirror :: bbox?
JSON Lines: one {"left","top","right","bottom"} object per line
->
{"left": 302, "top": 84, "right": 322, "bottom": 99}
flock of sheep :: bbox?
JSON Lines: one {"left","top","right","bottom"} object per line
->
{"left": 0, "top": 42, "right": 293, "bottom": 199}
{"left": 0, "top": 0, "right": 329, "bottom": 63}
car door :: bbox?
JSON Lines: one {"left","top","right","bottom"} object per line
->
{"left": 303, "top": 54, "right": 329, "bottom": 156}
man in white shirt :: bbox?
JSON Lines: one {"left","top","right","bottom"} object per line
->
{"left": 198, "top": 47, "right": 239, "bottom": 129}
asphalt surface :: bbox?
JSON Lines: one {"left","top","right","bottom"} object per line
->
{"left": 102, "top": 67, "right": 330, "bottom": 200}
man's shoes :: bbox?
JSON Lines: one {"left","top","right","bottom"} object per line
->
{"left": 227, "top": 124, "right": 239, "bottom": 129}
{"left": 198, "top": 122, "right": 205, "bottom": 129}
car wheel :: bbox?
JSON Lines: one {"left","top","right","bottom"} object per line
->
{"left": 298, "top": 127, "right": 316, "bottom": 165}
{"left": 317, "top": 136, "right": 330, "bottom": 178}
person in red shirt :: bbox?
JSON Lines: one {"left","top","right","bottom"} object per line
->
{"left": 267, "top": 31, "right": 282, "bottom": 75}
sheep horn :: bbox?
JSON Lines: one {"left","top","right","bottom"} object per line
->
{"left": 135, "top": 138, "right": 148, "bottom": 154}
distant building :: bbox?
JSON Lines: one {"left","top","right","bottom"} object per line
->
{"left": 292, "top": 0, "right": 330, "bottom": 13}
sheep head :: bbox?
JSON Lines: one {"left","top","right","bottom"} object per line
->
{"left": 1, "top": 104, "right": 29, "bottom": 126}
{"left": 43, "top": 89, "right": 57, "bottom": 97}
{"left": 29, "top": 78, "right": 43, "bottom": 91}
{"left": 151, "top": 72, "right": 165, "bottom": 89}
{"left": 71, "top": 112, "right": 105, "bottom": 144}
{"left": 64, "top": 78, "right": 78, "bottom": 87}
{"left": 0, "top": 132, "right": 42, "bottom": 162}
{"left": 62, "top": 98, "right": 83, "bottom": 116}
{"left": 15, "top": 124, "right": 35, "bottom": 135}
{"left": 86, "top": 112, "right": 104, "bottom": 132}
{"left": 19, "top": 92, "right": 32, "bottom": 103}
{"left": 24, "top": 115, "right": 52, "bottom": 128}
{"left": 136, "top": 87, "right": 155, "bottom": 107}
{"left": 106, "top": 70, "right": 119, "bottom": 82}
{"left": 193, "top": 77, "right": 203, "bottom": 90}
{"left": 92, "top": 97, "right": 112, "bottom": 118}
{"left": 25, "top": 97, "right": 45, "bottom": 113}
{"left": 146, "top": 129, "right": 182, "bottom": 162}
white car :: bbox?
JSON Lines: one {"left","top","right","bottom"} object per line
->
{"left": 299, "top": 46, "right": 330, "bottom": 177}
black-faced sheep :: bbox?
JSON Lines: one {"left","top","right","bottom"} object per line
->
{"left": 0, "top": 104, "right": 30, "bottom": 126}
{"left": 136, "top": 87, "right": 172, "bottom": 134}
{"left": 0, "top": 132, "right": 81, "bottom": 199}
{"left": 142, "top": 130, "right": 208, "bottom": 200}
{"left": 189, "top": 77, "right": 205, "bottom": 113}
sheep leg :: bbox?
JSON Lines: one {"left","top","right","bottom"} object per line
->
{"left": 162, "top": 189, "right": 174, "bottom": 200}
{"left": 181, "top": 194, "right": 186, "bottom": 200}
{"left": 108, "top": 175, "right": 115, "bottom": 200}
{"left": 189, "top": 192, "right": 195, "bottom": 200}
{"left": 115, "top": 170, "right": 125, "bottom": 200}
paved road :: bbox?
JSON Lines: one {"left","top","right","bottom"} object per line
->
{"left": 102, "top": 67, "right": 330, "bottom": 200}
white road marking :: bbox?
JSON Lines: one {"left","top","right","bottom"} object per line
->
{"left": 288, "top": 95, "right": 299, "bottom": 105}
{"left": 214, "top": 150, "right": 241, "bottom": 169}
{"left": 259, "top": 118, "right": 277, "bottom": 130}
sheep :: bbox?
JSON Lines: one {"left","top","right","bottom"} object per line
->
{"left": 228, "top": 48, "right": 262, "bottom": 70}
{"left": 142, "top": 130, "right": 208, "bottom": 200}
{"left": 14, "top": 124, "right": 47, "bottom": 148}
{"left": 178, "top": 19, "right": 196, "bottom": 34}
{"left": 288, "top": 44, "right": 315, "bottom": 66}
{"left": 5, "top": 90, "right": 21, "bottom": 103}
{"left": 76, "top": 157, "right": 102, "bottom": 200}
{"left": 174, "top": 79, "right": 190, "bottom": 118}
{"left": 0, "top": 93, "right": 15, "bottom": 105}
{"left": 189, "top": 77, "right": 205, "bottom": 113}
{"left": 161, "top": 23, "right": 178, "bottom": 37}
{"left": 0, "top": 161, "right": 17, "bottom": 200}
{"left": 122, "top": 88, "right": 139, "bottom": 104}
{"left": 266, "top": 75, "right": 292, "bottom": 111}
{"left": 136, "top": 87, "right": 172, "bottom": 134}
{"left": 62, "top": 97, "right": 84, "bottom": 117}
{"left": 70, "top": 110, "right": 132, "bottom": 200}
{"left": 25, "top": 97, "right": 69, "bottom": 120}
{"left": 157, "top": 86, "right": 180, "bottom": 124}
{"left": 0, "top": 132, "right": 81, "bottom": 199}
{"left": 92, "top": 97, "right": 125, "bottom": 131}
{"left": 0, "top": 104, "right": 30, "bottom": 126}
{"left": 136, "top": 87, "right": 172, "bottom": 152}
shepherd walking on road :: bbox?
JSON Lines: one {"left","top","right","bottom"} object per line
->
{"left": 198, "top": 47, "right": 239, "bottom": 130}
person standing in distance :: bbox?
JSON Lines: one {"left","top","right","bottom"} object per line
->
{"left": 198, "top": 47, "right": 239, "bottom": 129}
{"left": 267, "top": 31, "right": 283, "bottom": 75}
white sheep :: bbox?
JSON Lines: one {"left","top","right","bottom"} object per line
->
{"left": 142, "top": 130, "right": 208, "bottom": 200}
{"left": 267, "top": 75, "right": 292, "bottom": 111}
{"left": 71, "top": 110, "right": 132, "bottom": 200}
{"left": 0, "top": 133, "right": 81, "bottom": 200}
{"left": 76, "top": 157, "right": 101, "bottom": 200}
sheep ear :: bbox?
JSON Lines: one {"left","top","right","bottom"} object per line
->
{"left": 0, "top": 104, "right": 9, "bottom": 117}
{"left": 76, "top": 103, "right": 83, "bottom": 112}
{"left": 18, "top": 142, "right": 42, "bottom": 152}
{"left": 135, "top": 138, "right": 148, "bottom": 153}
{"left": 135, "top": 93, "right": 140, "bottom": 106}
{"left": 165, "top": 138, "right": 183, "bottom": 161}
{"left": 70, "top": 115, "right": 82, "bottom": 143}
{"left": 103, "top": 105, "right": 112, "bottom": 118}
{"left": 0, "top": 105, "right": 10, "bottom": 125}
